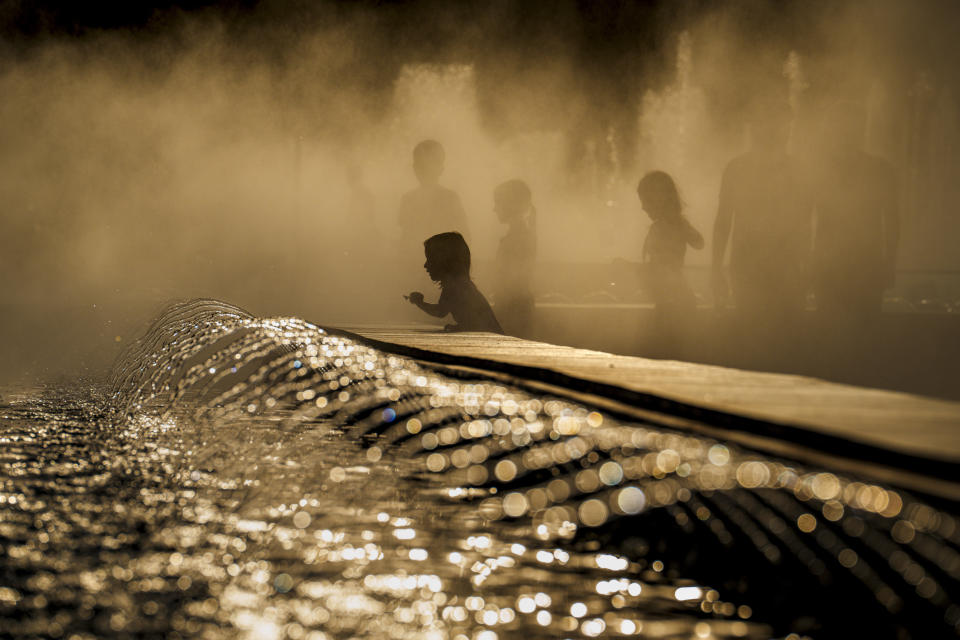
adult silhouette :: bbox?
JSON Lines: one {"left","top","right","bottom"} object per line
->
{"left": 812, "top": 101, "right": 899, "bottom": 316}
{"left": 342, "top": 163, "right": 380, "bottom": 255}
{"left": 713, "top": 103, "right": 812, "bottom": 318}
{"left": 492, "top": 179, "right": 537, "bottom": 337}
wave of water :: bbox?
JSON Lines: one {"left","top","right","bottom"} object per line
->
{"left": 2, "top": 299, "right": 958, "bottom": 639}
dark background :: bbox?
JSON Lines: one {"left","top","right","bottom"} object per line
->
{"left": 4, "top": 0, "right": 958, "bottom": 179}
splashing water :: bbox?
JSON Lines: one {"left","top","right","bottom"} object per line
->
{"left": 2, "top": 299, "right": 958, "bottom": 639}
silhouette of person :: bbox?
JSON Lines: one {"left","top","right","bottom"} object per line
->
{"left": 492, "top": 179, "right": 537, "bottom": 337}
{"left": 627, "top": 171, "right": 704, "bottom": 313}
{"left": 347, "top": 163, "right": 376, "bottom": 228}
{"left": 398, "top": 140, "right": 469, "bottom": 260}
{"left": 406, "top": 232, "right": 503, "bottom": 333}
{"left": 342, "top": 163, "right": 380, "bottom": 255}
{"left": 712, "top": 102, "right": 812, "bottom": 317}
{"left": 812, "top": 101, "right": 899, "bottom": 316}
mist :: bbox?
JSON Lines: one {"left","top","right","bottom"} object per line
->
{"left": 1, "top": 0, "right": 958, "bottom": 394}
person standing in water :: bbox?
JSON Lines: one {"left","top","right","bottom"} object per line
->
{"left": 398, "top": 140, "right": 470, "bottom": 260}
{"left": 406, "top": 232, "right": 503, "bottom": 333}
{"left": 811, "top": 101, "right": 899, "bottom": 317}
{"left": 342, "top": 162, "right": 381, "bottom": 255}
{"left": 492, "top": 179, "right": 537, "bottom": 337}
{"left": 632, "top": 171, "right": 704, "bottom": 313}
{"left": 712, "top": 103, "right": 812, "bottom": 319}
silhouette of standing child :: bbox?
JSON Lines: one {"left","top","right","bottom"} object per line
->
{"left": 493, "top": 179, "right": 537, "bottom": 336}
{"left": 623, "top": 171, "right": 704, "bottom": 313}
{"left": 406, "top": 232, "right": 503, "bottom": 333}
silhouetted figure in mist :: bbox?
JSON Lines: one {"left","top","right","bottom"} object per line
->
{"left": 621, "top": 171, "right": 704, "bottom": 313}
{"left": 398, "top": 140, "right": 469, "bottom": 259}
{"left": 347, "top": 163, "right": 376, "bottom": 226}
{"left": 406, "top": 232, "right": 503, "bottom": 333}
{"left": 343, "top": 163, "right": 381, "bottom": 253}
{"left": 492, "top": 179, "right": 537, "bottom": 336}
{"left": 713, "top": 104, "right": 812, "bottom": 316}
{"left": 812, "top": 101, "right": 899, "bottom": 316}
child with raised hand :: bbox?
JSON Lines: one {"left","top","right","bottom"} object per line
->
{"left": 406, "top": 232, "right": 503, "bottom": 334}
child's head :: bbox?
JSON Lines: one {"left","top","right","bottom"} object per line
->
{"left": 423, "top": 232, "right": 471, "bottom": 284}
{"left": 413, "top": 139, "right": 445, "bottom": 185}
{"left": 637, "top": 171, "right": 682, "bottom": 223}
{"left": 493, "top": 179, "right": 532, "bottom": 224}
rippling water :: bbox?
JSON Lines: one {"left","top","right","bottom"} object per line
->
{"left": 2, "top": 300, "right": 958, "bottom": 639}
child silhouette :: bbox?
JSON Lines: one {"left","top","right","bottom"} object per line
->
{"left": 616, "top": 171, "right": 704, "bottom": 313}
{"left": 398, "top": 140, "right": 470, "bottom": 251}
{"left": 406, "top": 232, "right": 503, "bottom": 333}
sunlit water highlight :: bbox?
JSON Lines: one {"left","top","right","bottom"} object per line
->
{"left": 2, "top": 300, "right": 958, "bottom": 639}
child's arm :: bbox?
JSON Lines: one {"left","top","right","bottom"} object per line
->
{"left": 417, "top": 300, "right": 448, "bottom": 318}
{"left": 684, "top": 217, "right": 705, "bottom": 250}
{"left": 406, "top": 292, "right": 448, "bottom": 318}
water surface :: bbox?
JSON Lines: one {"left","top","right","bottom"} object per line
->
{"left": 2, "top": 300, "right": 957, "bottom": 639}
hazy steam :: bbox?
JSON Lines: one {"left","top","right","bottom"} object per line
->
{"left": 1, "top": 1, "right": 957, "bottom": 385}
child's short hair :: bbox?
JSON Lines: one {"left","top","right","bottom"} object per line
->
{"left": 413, "top": 139, "right": 445, "bottom": 163}
{"left": 424, "top": 232, "right": 470, "bottom": 281}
